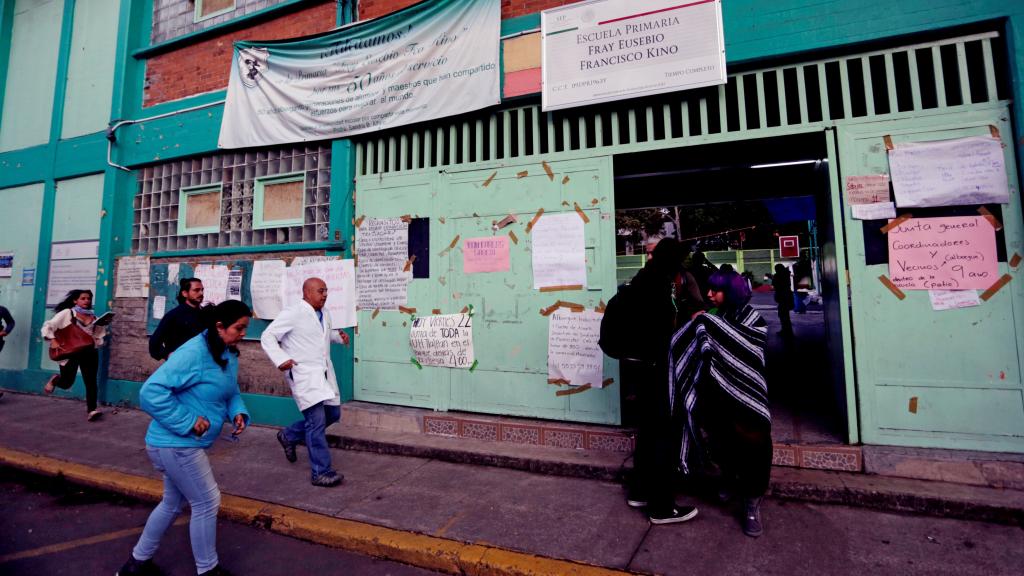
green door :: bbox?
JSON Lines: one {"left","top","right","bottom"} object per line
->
{"left": 837, "top": 107, "right": 1024, "bottom": 452}
{"left": 354, "top": 156, "right": 621, "bottom": 424}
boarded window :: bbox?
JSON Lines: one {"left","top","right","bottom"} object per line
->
{"left": 196, "top": 0, "right": 235, "bottom": 20}
{"left": 184, "top": 189, "right": 221, "bottom": 231}
{"left": 262, "top": 180, "right": 304, "bottom": 222}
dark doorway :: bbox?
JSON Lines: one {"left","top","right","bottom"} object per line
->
{"left": 613, "top": 133, "right": 848, "bottom": 446}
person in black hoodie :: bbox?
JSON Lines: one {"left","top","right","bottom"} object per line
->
{"left": 623, "top": 238, "right": 699, "bottom": 525}
{"left": 149, "top": 278, "right": 206, "bottom": 361}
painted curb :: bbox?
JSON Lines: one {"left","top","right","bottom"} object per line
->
{"left": 0, "top": 447, "right": 634, "bottom": 576}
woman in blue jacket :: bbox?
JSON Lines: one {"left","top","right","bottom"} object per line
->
{"left": 118, "top": 300, "right": 252, "bottom": 576}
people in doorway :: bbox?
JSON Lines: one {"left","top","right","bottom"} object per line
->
{"left": 41, "top": 290, "right": 108, "bottom": 421}
{"left": 686, "top": 251, "right": 718, "bottom": 306}
{"left": 669, "top": 269, "right": 772, "bottom": 537}
{"left": 149, "top": 277, "right": 206, "bottom": 360}
{"left": 117, "top": 300, "right": 251, "bottom": 576}
{"left": 624, "top": 238, "right": 700, "bottom": 524}
{"left": 0, "top": 296, "right": 14, "bottom": 355}
{"left": 261, "top": 277, "right": 350, "bottom": 488}
{"left": 772, "top": 264, "right": 794, "bottom": 336}
{"left": 793, "top": 256, "right": 813, "bottom": 313}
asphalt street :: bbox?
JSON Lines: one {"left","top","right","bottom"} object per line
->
{"left": 0, "top": 467, "right": 441, "bottom": 576}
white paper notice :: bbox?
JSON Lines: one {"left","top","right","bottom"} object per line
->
{"left": 548, "top": 309, "right": 604, "bottom": 388}
{"left": 888, "top": 136, "right": 1010, "bottom": 207}
{"left": 115, "top": 256, "right": 150, "bottom": 298}
{"left": 250, "top": 260, "right": 286, "bottom": 319}
{"left": 929, "top": 290, "right": 981, "bottom": 311}
{"left": 152, "top": 295, "right": 167, "bottom": 320}
{"left": 531, "top": 212, "right": 587, "bottom": 290}
{"left": 851, "top": 202, "right": 897, "bottom": 220}
{"left": 227, "top": 268, "right": 244, "bottom": 301}
{"left": 194, "top": 264, "right": 230, "bottom": 305}
{"left": 409, "top": 313, "right": 474, "bottom": 368}
{"left": 356, "top": 218, "right": 410, "bottom": 310}
{"left": 167, "top": 263, "right": 180, "bottom": 285}
{"left": 277, "top": 258, "right": 358, "bottom": 328}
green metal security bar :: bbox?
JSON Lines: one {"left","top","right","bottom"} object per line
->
{"left": 354, "top": 31, "right": 1007, "bottom": 176}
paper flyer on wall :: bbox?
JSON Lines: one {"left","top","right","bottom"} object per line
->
{"left": 409, "top": 313, "right": 474, "bottom": 368}
{"left": 356, "top": 218, "right": 411, "bottom": 310}
{"left": 250, "top": 260, "right": 286, "bottom": 319}
{"left": 548, "top": 309, "right": 604, "bottom": 388}
{"left": 531, "top": 212, "right": 587, "bottom": 290}
{"left": 193, "top": 264, "right": 230, "bottom": 305}
{"left": 887, "top": 136, "right": 1010, "bottom": 207}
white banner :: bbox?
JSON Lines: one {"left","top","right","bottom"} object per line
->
{"left": 542, "top": 0, "right": 726, "bottom": 111}
{"left": 219, "top": 0, "right": 500, "bottom": 148}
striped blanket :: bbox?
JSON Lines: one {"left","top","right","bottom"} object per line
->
{"left": 668, "top": 305, "right": 769, "bottom": 472}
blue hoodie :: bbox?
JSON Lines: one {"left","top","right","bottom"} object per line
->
{"left": 140, "top": 331, "right": 249, "bottom": 448}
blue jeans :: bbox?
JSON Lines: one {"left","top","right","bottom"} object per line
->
{"left": 133, "top": 447, "right": 221, "bottom": 574}
{"left": 282, "top": 402, "right": 341, "bottom": 479}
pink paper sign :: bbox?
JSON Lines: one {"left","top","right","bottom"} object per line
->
{"left": 888, "top": 216, "right": 998, "bottom": 290}
{"left": 463, "top": 236, "right": 510, "bottom": 273}
{"left": 845, "top": 174, "right": 890, "bottom": 205}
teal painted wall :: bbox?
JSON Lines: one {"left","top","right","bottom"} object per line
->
{"left": 0, "top": 0, "right": 64, "bottom": 152}
{"left": 60, "top": 0, "right": 119, "bottom": 139}
{"left": 52, "top": 173, "right": 104, "bottom": 242}
{"left": 0, "top": 183, "right": 44, "bottom": 371}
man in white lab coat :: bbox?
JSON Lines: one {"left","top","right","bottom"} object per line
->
{"left": 261, "top": 277, "right": 350, "bottom": 487}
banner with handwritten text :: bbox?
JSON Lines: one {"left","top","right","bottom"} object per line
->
{"left": 220, "top": 0, "right": 500, "bottom": 148}
{"left": 888, "top": 216, "right": 998, "bottom": 290}
{"left": 410, "top": 313, "right": 474, "bottom": 368}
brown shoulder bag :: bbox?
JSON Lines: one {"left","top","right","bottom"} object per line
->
{"left": 49, "top": 322, "right": 95, "bottom": 361}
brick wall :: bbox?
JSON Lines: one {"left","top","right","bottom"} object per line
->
{"left": 144, "top": 1, "right": 336, "bottom": 107}
{"left": 109, "top": 249, "right": 330, "bottom": 399}
{"left": 358, "top": 0, "right": 579, "bottom": 20}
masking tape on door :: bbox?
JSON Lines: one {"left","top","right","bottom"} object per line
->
{"left": 878, "top": 275, "right": 906, "bottom": 300}
{"left": 979, "top": 274, "right": 1013, "bottom": 301}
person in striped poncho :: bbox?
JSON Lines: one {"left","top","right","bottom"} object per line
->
{"left": 668, "top": 268, "right": 772, "bottom": 537}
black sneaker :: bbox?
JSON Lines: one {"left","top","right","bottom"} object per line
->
{"left": 742, "top": 498, "right": 764, "bottom": 537}
{"left": 116, "top": 553, "right": 161, "bottom": 575}
{"left": 311, "top": 470, "right": 343, "bottom": 487}
{"left": 649, "top": 505, "right": 699, "bottom": 525}
{"left": 199, "top": 566, "right": 234, "bottom": 576}
{"left": 276, "top": 430, "right": 297, "bottom": 463}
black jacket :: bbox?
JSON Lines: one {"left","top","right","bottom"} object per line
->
{"left": 149, "top": 303, "right": 204, "bottom": 360}
{"left": 627, "top": 265, "right": 679, "bottom": 364}
{"left": 0, "top": 305, "right": 13, "bottom": 338}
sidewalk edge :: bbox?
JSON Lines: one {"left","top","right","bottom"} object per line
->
{"left": 0, "top": 447, "right": 635, "bottom": 576}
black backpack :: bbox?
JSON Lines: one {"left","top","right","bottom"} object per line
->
{"left": 599, "top": 281, "right": 644, "bottom": 360}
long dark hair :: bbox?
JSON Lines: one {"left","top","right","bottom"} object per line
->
{"left": 203, "top": 300, "right": 252, "bottom": 369}
{"left": 55, "top": 289, "right": 93, "bottom": 313}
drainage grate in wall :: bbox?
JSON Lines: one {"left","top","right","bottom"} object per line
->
{"left": 354, "top": 31, "right": 1007, "bottom": 177}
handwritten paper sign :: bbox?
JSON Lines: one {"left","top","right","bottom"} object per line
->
{"left": 851, "top": 202, "right": 896, "bottom": 220}
{"left": 845, "top": 175, "right": 890, "bottom": 205}
{"left": 888, "top": 216, "right": 998, "bottom": 290}
{"left": 888, "top": 136, "right": 1010, "bottom": 207}
{"left": 531, "top": 212, "right": 587, "bottom": 289}
{"left": 194, "top": 264, "right": 230, "bottom": 305}
{"left": 115, "top": 256, "right": 150, "bottom": 298}
{"left": 548, "top": 309, "right": 604, "bottom": 388}
{"left": 250, "top": 260, "right": 286, "bottom": 319}
{"left": 463, "top": 236, "right": 510, "bottom": 273}
{"left": 167, "top": 263, "right": 180, "bottom": 285}
{"left": 409, "top": 313, "right": 474, "bottom": 368}
{"left": 929, "top": 289, "right": 981, "bottom": 311}
{"left": 357, "top": 218, "right": 411, "bottom": 310}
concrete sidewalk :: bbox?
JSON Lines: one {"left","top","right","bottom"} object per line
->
{"left": 1, "top": 392, "right": 1023, "bottom": 576}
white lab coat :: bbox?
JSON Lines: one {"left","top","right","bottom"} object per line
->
{"left": 260, "top": 300, "right": 344, "bottom": 411}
